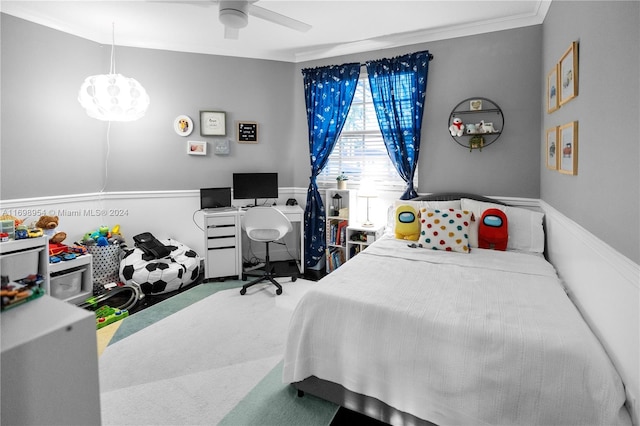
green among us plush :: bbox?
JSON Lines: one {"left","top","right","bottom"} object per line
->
{"left": 395, "top": 205, "right": 421, "bottom": 241}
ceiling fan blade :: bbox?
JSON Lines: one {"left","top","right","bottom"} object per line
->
{"left": 146, "top": 0, "right": 214, "bottom": 7}
{"left": 248, "top": 4, "right": 311, "bottom": 33}
{"left": 224, "top": 26, "right": 240, "bottom": 39}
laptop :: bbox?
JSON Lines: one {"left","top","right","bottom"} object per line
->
{"left": 200, "top": 187, "right": 232, "bottom": 210}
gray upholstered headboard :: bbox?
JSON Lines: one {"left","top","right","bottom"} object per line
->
{"left": 410, "top": 192, "right": 507, "bottom": 205}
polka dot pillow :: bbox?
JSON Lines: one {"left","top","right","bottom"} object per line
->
{"left": 418, "top": 207, "right": 473, "bottom": 253}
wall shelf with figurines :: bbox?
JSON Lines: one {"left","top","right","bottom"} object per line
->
{"left": 448, "top": 97, "right": 504, "bottom": 151}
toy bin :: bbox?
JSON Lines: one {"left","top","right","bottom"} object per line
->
{"left": 0, "top": 247, "right": 39, "bottom": 281}
{"left": 0, "top": 219, "right": 15, "bottom": 239}
{"left": 50, "top": 266, "right": 85, "bottom": 300}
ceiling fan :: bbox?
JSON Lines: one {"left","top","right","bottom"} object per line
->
{"left": 181, "top": 0, "right": 312, "bottom": 39}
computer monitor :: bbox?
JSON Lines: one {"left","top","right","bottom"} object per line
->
{"left": 232, "top": 173, "right": 278, "bottom": 206}
{"left": 200, "top": 187, "right": 232, "bottom": 210}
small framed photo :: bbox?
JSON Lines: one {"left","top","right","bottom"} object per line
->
{"left": 559, "top": 41, "right": 578, "bottom": 106}
{"left": 237, "top": 121, "right": 258, "bottom": 144}
{"left": 545, "top": 126, "right": 558, "bottom": 170}
{"left": 200, "top": 111, "right": 226, "bottom": 136}
{"left": 546, "top": 64, "right": 560, "bottom": 113}
{"left": 174, "top": 115, "right": 193, "bottom": 136}
{"left": 469, "top": 99, "right": 482, "bottom": 111}
{"left": 558, "top": 121, "right": 578, "bottom": 175}
{"left": 187, "top": 140, "right": 207, "bottom": 156}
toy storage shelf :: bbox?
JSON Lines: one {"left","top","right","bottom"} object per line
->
{"left": 0, "top": 237, "right": 50, "bottom": 291}
{"left": 49, "top": 254, "right": 93, "bottom": 305}
{"left": 449, "top": 97, "right": 504, "bottom": 151}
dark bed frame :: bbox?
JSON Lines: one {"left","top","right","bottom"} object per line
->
{"left": 292, "top": 193, "right": 508, "bottom": 426}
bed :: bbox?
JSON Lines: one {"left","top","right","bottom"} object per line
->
{"left": 283, "top": 194, "right": 634, "bottom": 426}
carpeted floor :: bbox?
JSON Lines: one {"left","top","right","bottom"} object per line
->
{"left": 98, "top": 277, "right": 343, "bottom": 425}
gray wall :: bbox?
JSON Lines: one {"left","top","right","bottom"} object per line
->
{"left": 541, "top": 1, "right": 639, "bottom": 263}
{"left": 2, "top": 14, "right": 541, "bottom": 201}
{"left": 1, "top": 14, "right": 297, "bottom": 198}
{"left": 291, "top": 26, "right": 543, "bottom": 198}
{"left": 2, "top": 3, "right": 639, "bottom": 263}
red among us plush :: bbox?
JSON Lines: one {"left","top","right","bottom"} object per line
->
{"left": 478, "top": 208, "right": 508, "bottom": 251}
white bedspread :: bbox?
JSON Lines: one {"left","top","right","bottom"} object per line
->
{"left": 283, "top": 237, "right": 631, "bottom": 426}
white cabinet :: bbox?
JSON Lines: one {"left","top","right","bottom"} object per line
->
{"left": 1, "top": 295, "right": 101, "bottom": 425}
{"left": 204, "top": 211, "right": 241, "bottom": 280}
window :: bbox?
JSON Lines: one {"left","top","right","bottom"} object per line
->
{"left": 317, "top": 74, "right": 415, "bottom": 190}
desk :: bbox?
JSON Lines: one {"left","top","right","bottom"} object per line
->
{"left": 203, "top": 205, "right": 304, "bottom": 280}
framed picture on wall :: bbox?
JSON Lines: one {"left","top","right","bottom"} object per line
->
{"left": 187, "top": 140, "right": 207, "bottom": 156}
{"left": 545, "top": 126, "right": 559, "bottom": 170}
{"left": 546, "top": 64, "right": 560, "bottom": 113}
{"left": 559, "top": 41, "right": 578, "bottom": 106}
{"left": 200, "top": 111, "right": 226, "bottom": 136}
{"left": 237, "top": 121, "right": 258, "bottom": 144}
{"left": 558, "top": 121, "right": 578, "bottom": 175}
{"left": 174, "top": 115, "right": 194, "bottom": 136}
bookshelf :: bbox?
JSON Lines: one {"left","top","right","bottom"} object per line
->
{"left": 325, "top": 189, "right": 356, "bottom": 273}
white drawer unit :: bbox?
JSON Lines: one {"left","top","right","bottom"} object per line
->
{"left": 204, "top": 211, "right": 241, "bottom": 280}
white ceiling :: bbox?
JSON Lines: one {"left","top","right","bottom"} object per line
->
{"left": 1, "top": 0, "right": 551, "bottom": 63}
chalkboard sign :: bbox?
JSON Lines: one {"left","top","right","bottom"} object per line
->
{"left": 237, "top": 121, "right": 258, "bottom": 144}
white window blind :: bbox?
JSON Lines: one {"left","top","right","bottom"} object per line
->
{"left": 317, "top": 74, "right": 415, "bottom": 190}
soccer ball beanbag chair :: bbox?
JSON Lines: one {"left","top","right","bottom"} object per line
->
{"left": 119, "top": 239, "right": 201, "bottom": 295}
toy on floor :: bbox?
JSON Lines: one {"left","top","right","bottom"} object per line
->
{"left": 95, "top": 305, "right": 129, "bottom": 329}
{"left": 80, "top": 283, "right": 142, "bottom": 314}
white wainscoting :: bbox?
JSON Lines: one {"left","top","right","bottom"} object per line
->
{"left": 541, "top": 201, "right": 639, "bottom": 426}
{"left": 0, "top": 188, "right": 306, "bottom": 261}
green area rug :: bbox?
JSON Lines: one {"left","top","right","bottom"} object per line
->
{"left": 99, "top": 279, "right": 341, "bottom": 425}
{"left": 108, "top": 280, "right": 244, "bottom": 345}
{"left": 219, "top": 361, "right": 338, "bottom": 426}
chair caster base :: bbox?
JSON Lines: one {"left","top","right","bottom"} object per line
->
{"left": 240, "top": 287, "right": 247, "bottom": 295}
{"left": 276, "top": 288, "right": 282, "bottom": 295}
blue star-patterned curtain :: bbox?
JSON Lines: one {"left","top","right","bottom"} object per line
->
{"left": 302, "top": 63, "right": 360, "bottom": 268}
{"left": 366, "top": 51, "right": 431, "bottom": 199}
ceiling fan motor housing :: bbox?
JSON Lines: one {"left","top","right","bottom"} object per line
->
{"left": 219, "top": 1, "right": 249, "bottom": 29}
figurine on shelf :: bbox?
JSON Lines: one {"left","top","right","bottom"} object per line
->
{"left": 465, "top": 123, "right": 478, "bottom": 134}
{"left": 469, "top": 136, "right": 484, "bottom": 152}
{"left": 449, "top": 117, "right": 465, "bottom": 137}
{"left": 480, "top": 120, "right": 498, "bottom": 133}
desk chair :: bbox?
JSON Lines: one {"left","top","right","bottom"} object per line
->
{"left": 240, "top": 207, "right": 298, "bottom": 295}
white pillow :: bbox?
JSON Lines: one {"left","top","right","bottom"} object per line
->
{"left": 418, "top": 207, "right": 472, "bottom": 253}
{"left": 387, "top": 199, "right": 462, "bottom": 232}
{"left": 461, "top": 198, "right": 545, "bottom": 253}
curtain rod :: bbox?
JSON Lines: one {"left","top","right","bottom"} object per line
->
{"left": 360, "top": 52, "right": 434, "bottom": 67}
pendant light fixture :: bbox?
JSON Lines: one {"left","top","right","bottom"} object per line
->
{"left": 78, "top": 23, "right": 149, "bottom": 122}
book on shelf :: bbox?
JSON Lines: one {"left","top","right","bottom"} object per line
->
{"left": 326, "top": 246, "right": 345, "bottom": 271}
{"left": 336, "top": 221, "right": 348, "bottom": 246}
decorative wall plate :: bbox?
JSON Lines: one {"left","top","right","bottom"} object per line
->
{"left": 174, "top": 115, "right": 194, "bottom": 136}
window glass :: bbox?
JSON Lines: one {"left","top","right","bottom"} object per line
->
{"left": 317, "top": 75, "right": 415, "bottom": 190}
